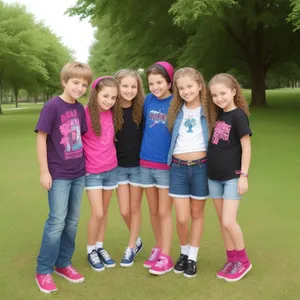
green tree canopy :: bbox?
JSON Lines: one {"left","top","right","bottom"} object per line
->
{"left": 69, "top": 0, "right": 300, "bottom": 107}
{"left": 0, "top": 1, "right": 72, "bottom": 113}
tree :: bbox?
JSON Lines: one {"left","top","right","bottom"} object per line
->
{"left": 0, "top": 1, "right": 72, "bottom": 113}
{"left": 69, "top": 0, "right": 300, "bottom": 106}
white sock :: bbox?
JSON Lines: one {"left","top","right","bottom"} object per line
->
{"left": 87, "top": 245, "right": 96, "bottom": 254}
{"left": 180, "top": 244, "right": 190, "bottom": 256}
{"left": 136, "top": 237, "right": 142, "bottom": 246}
{"left": 188, "top": 246, "right": 199, "bottom": 262}
{"left": 96, "top": 241, "right": 103, "bottom": 250}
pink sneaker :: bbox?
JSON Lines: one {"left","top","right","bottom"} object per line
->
{"left": 36, "top": 274, "right": 58, "bottom": 294}
{"left": 149, "top": 254, "right": 174, "bottom": 275}
{"left": 216, "top": 261, "right": 234, "bottom": 279}
{"left": 143, "top": 247, "right": 161, "bottom": 269}
{"left": 224, "top": 261, "right": 252, "bottom": 282}
{"left": 55, "top": 266, "right": 84, "bottom": 283}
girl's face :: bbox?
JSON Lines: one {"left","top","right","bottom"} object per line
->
{"left": 97, "top": 86, "right": 118, "bottom": 111}
{"left": 176, "top": 76, "right": 201, "bottom": 107}
{"left": 210, "top": 83, "right": 236, "bottom": 112}
{"left": 119, "top": 76, "right": 138, "bottom": 102}
{"left": 148, "top": 74, "right": 171, "bottom": 99}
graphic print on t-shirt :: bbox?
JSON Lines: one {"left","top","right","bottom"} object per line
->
{"left": 148, "top": 109, "right": 167, "bottom": 128}
{"left": 59, "top": 109, "right": 83, "bottom": 160}
{"left": 99, "top": 123, "right": 114, "bottom": 145}
{"left": 184, "top": 116, "right": 197, "bottom": 133}
{"left": 212, "top": 120, "right": 231, "bottom": 145}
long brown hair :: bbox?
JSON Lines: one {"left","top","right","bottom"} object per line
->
{"left": 168, "top": 67, "right": 208, "bottom": 132}
{"left": 114, "top": 69, "right": 144, "bottom": 132}
{"left": 207, "top": 73, "right": 250, "bottom": 135}
{"left": 87, "top": 77, "right": 118, "bottom": 136}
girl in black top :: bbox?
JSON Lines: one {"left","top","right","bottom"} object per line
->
{"left": 207, "top": 73, "right": 252, "bottom": 282}
{"left": 114, "top": 69, "right": 144, "bottom": 267}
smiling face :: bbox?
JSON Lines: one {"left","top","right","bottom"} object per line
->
{"left": 209, "top": 83, "right": 236, "bottom": 112}
{"left": 62, "top": 77, "right": 89, "bottom": 103}
{"left": 97, "top": 86, "right": 118, "bottom": 111}
{"left": 176, "top": 75, "right": 201, "bottom": 108}
{"left": 119, "top": 76, "right": 138, "bottom": 105}
{"left": 148, "top": 74, "right": 171, "bottom": 99}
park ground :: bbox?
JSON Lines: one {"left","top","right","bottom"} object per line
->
{"left": 0, "top": 89, "right": 299, "bottom": 300}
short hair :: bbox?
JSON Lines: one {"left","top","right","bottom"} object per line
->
{"left": 60, "top": 62, "right": 93, "bottom": 85}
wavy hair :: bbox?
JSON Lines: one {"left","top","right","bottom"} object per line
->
{"left": 87, "top": 77, "right": 119, "bottom": 136}
{"left": 207, "top": 73, "right": 250, "bottom": 135}
{"left": 168, "top": 67, "right": 208, "bottom": 132}
{"left": 113, "top": 69, "right": 144, "bottom": 132}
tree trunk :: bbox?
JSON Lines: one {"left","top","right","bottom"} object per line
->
{"left": 0, "top": 84, "right": 3, "bottom": 115}
{"left": 250, "top": 63, "right": 267, "bottom": 107}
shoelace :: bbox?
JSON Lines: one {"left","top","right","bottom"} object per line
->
{"left": 155, "top": 256, "right": 167, "bottom": 268}
{"left": 124, "top": 247, "right": 133, "bottom": 260}
{"left": 221, "top": 262, "right": 233, "bottom": 272}
{"left": 65, "top": 266, "right": 77, "bottom": 275}
{"left": 148, "top": 248, "right": 159, "bottom": 261}
{"left": 99, "top": 249, "right": 111, "bottom": 261}
{"left": 229, "top": 261, "right": 242, "bottom": 274}
{"left": 90, "top": 251, "right": 101, "bottom": 264}
{"left": 42, "top": 274, "right": 53, "bottom": 285}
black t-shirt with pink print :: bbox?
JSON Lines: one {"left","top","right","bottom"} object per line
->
{"left": 207, "top": 108, "right": 252, "bottom": 181}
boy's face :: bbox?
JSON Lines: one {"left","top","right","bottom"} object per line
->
{"left": 62, "top": 77, "right": 89, "bottom": 101}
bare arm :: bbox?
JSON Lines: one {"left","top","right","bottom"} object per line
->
{"left": 238, "top": 134, "right": 251, "bottom": 195}
{"left": 37, "top": 131, "right": 52, "bottom": 191}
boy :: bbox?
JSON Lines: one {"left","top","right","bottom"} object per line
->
{"left": 35, "top": 62, "right": 92, "bottom": 293}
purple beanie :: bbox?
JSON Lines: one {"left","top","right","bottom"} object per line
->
{"left": 92, "top": 76, "right": 113, "bottom": 89}
{"left": 153, "top": 61, "right": 174, "bottom": 83}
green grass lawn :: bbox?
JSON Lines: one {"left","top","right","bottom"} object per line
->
{"left": 0, "top": 90, "right": 299, "bottom": 300}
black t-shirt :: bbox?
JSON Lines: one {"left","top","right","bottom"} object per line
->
{"left": 207, "top": 108, "right": 252, "bottom": 181}
{"left": 116, "top": 106, "right": 142, "bottom": 167}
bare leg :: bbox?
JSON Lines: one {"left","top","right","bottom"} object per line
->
{"left": 213, "top": 198, "right": 235, "bottom": 250}
{"left": 158, "top": 188, "right": 173, "bottom": 255}
{"left": 96, "top": 189, "right": 113, "bottom": 243}
{"left": 117, "top": 184, "right": 131, "bottom": 230}
{"left": 190, "top": 199, "right": 206, "bottom": 247}
{"left": 128, "top": 185, "right": 143, "bottom": 248}
{"left": 222, "top": 200, "right": 245, "bottom": 250}
{"left": 173, "top": 197, "right": 190, "bottom": 246}
{"left": 87, "top": 189, "right": 103, "bottom": 245}
{"left": 145, "top": 187, "right": 162, "bottom": 248}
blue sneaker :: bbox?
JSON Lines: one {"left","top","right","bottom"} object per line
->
{"left": 135, "top": 239, "right": 143, "bottom": 256}
{"left": 120, "top": 247, "right": 135, "bottom": 267}
{"left": 87, "top": 249, "right": 105, "bottom": 272}
{"left": 97, "top": 248, "right": 116, "bottom": 268}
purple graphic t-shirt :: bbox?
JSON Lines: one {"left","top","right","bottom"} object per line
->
{"left": 35, "top": 96, "right": 87, "bottom": 180}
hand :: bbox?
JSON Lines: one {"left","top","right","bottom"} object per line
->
{"left": 40, "top": 171, "right": 52, "bottom": 191}
{"left": 238, "top": 176, "right": 248, "bottom": 195}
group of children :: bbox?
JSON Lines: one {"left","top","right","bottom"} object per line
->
{"left": 34, "top": 61, "right": 252, "bottom": 294}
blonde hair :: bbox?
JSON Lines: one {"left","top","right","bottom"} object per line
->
{"left": 168, "top": 67, "right": 208, "bottom": 131}
{"left": 60, "top": 62, "right": 92, "bottom": 85}
{"left": 207, "top": 73, "right": 249, "bottom": 135}
{"left": 87, "top": 77, "right": 118, "bottom": 136}
{"left": 114, "top": 69, "right": 144, "bottom": 132}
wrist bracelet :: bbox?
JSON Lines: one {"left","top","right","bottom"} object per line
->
{"left": 235, "top": 170, "right": 248, "bottom": 177}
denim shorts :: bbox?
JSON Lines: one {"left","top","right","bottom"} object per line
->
{"left": 117, "top": 166, "right": 142, "bottom": 186}
{"left": 169, "top": 161, "right": 209, "bottom": 200}
{"left": 85, "top": 167, "right": 118, "bottom": 190}
{"left": 140, "top": 166, "right": 169, "bottom": 188}
{"left": 208, "top": 178, "right": 241, "bottom": 200}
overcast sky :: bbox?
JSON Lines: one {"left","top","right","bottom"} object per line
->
{"left": 3, "top": 0, "right": 95, "bottom": 62}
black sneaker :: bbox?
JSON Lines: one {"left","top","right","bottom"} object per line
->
{"left": 184, "top": 259, "right": 197, "bottom": 278}
{"left": 174, "top": 254, "right": 188, "bottom": 274}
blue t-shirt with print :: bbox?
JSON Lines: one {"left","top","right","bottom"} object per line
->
{"left": 140, "top": 93, "right": 173, "bottom": 163}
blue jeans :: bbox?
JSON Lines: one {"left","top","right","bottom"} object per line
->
{"left": 36, "top": 176, "right": 85, "bottom": 274}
